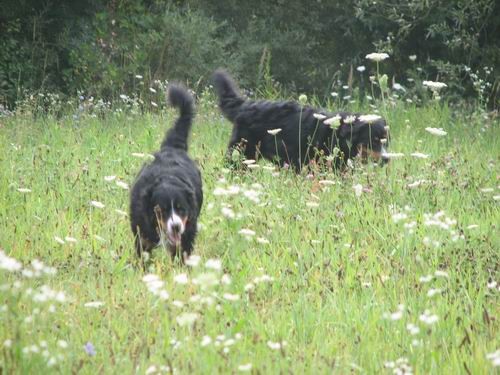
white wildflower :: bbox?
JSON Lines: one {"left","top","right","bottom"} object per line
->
{"left": 411, "top": 152, "right": 430, "bottom": 159}
{"left": 149, "top": 87, "right": 157, "bottom": 93}
{"left": 382, "top": 152, "right": 405, "bottom": 159}
{"left": 267, "top": 128, "right": 282, "bottom": 136}
{"left": 427, "top": 288, "right": 443, "bottom": 298}
{"left": 353, "top": 184, "right": 363, "bottom": 197}
{"left": 185, "top": 255, "right": 201, "bottom": 267}
{"left": 54, "top": 236, "right": 65, "bottom": 245}
{"left": 239, "top": 228, "right": 256, "bottom": 237}
{"left": 434, "top": 270, "right": 449, "bottom": 278}
{"left": 104, "top": 175, "right": 116, "bottom": 182}
{"left": 358, "top": 114, "right": 381, "bottom": 123}
{"left": 406, "top": 323, "right": 420, "bottom": 335}
{"left": 238, "top": 363, "right": 252, "bottom": 372}
{"left": 193, "top": 273, "right": 219, "bottom": 288}
{"left": 267, "top": 340, "right": 287, "bottom": 350}
{"left": 487, "top": 281, "right": 497, "bottom": 289}
{"left": 408, "top": 179, "right": 427, "bottom": 189}
{"left": 392, "top": 83, "right": 405, "bottom": 91}
{"left": 356, "top": 66, "right": 366, "bottom": 72}
{"left": 116, "top": 181, "right": 129, "bottom": 190}
{"left": 313, "top": 113, "right": 327, "bottom": 120}
{"left": 223, "top": 293, "right": 240, "bottom": 301}
{"left": 306, "top": 201, "right": 319, "bottom": 208}
{"left": 90, "top": 200, "right": 105, "bottom": 209}
{"left": 65, "top": 236, "right": 77, "bottom": 243}
{"left": 17, "top": 188, "right": 32, "bottom": 193}
{"left": 176, "top": 312, "right": 198, "bottom": 327}
{"left": 486, "top": 350, "right": 500, "bottom": 367}
{"left": 256, "top": 237, "right": 270, "bottom": 244}
{"left": 115, "top": 209, "right": 128, "bottom": 217}
{"left": 242, "top": 159, "right": 256, "bottom": 165}
{"left": 419, "top": 274, "right": 433, "bottom": 283}
{"left": 201, "top": 336, "right": 212, "bottom": 346}
{"left": 173, "top": 273, "right": 189, "bottom": 285}
{"left": 84, "top": 301, "right": 105, "bottom": 308}
{"left": 221, "top": 274, "right": 232, "bottom": 285}
{"left": 205, "top": 259, "right": 222, "bottom": 271}
{"left": 423, "top": 81, "right": 447, "bottom": 91}
{"left": 135, "top": 75, "right": 143, "bottom": 79}
{"left": 0, "top": 251, "right": 22, "bottom": 272}
{"left": 323, "top": 115, "right": 342, "bottom": 128}
{"left": 366, "top": 52, "right": 389, "bottom": 62}
{"left": 344, "top": 115, "right": 356, "bottom": 124}
{"left": 221, "top": 207, "right": 235, "bottom": 219}
{"left": 57, "top": 340, "right": 68, "bottom": 349}
{"left": 425, "top": 127, "right": 447, "bottom": 136}
{"left": 419, "top": 310, "right": 439, "bottom": 325}
{"left": 319, "top": 179, "right": 336, "bottom": 186}
{"left": 409, "top": 55, "right": 417, "bottom": 61}
{"left": 298, "top": 94, "right": 307, "bottom": 104}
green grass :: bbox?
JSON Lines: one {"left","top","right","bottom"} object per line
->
{"left": 0, "top": 97, "right": 498, "bottom": 374}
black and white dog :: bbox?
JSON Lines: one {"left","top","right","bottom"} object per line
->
{"left": 130, "top": 85, "right": 203, "bottom": 259}
{"left": 213, "top": 69, "right": 389, "bottom": 171}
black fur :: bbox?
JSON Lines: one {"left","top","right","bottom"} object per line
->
{"left": 213, "top": 69, "right": 389, "bottom": 171}
{"left": 130, "top": 85, "right": 203, "bottom": 259}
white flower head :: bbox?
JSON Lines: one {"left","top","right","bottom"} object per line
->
{"left": 223, "top": 293, "right": 240, "bottom": 301}
{"left": 267, "top": 128, "right": 282, "bottom": 136}
{"left": 176, "top": 312, "right": 198, "bottom": 327}
{"left": 205, "top": 259, "right": 222, "bottom": 271}
{"left": 115, "top": 181, "right": 129, "bottom": 190}
{"left": 313, "top": 113, "right": 327, "bottom": 120}
{"left": 17, "top": 188, "right": 31, "bottom": 193}
{"left": 185, "top": 255, "right": 201, "bottom": 267}
{"left": 323, "top": 115, "right": 342, "bottom": 128}
{"left": 356, "top": 65, "right": 366, "bottom": 72}
{"left": 411, "top": 152, "right": 430, "bottom": 159}
{"left": 298, "top": 94, "right": 307, "bottom": 104}
{"left": 239, "top": 228, "right": 256, "bottom": 237}
{"left": 90, "top": 200, "right": 105, "bottom": 209}
{"left": 344, "top": 115, "right": 356, "bottom": 124}
{"left": 382, "top": 152, "right": 405, "bottom": 159}
{"left": 358, "top": 114, "right": 381, "bottom": 123}
{"left": 84, "top": 301, "right": 105, "bottom": 308}
{"left": 267, "top": 340, "right": 287, "bottom": 350}
{"left": 409, "top": 55, "right": 417, "bottom": 61}
{"left": 353, "top": 184, "right": 363, "bottom": 197}
{"left": 425, "top": 127, "right": 447, "bottom": 136}
{"left": 173, "top": 273, "right": 189, "bottom": 285}
{"left": 366, "top": 52, "right": 390, "bottom": 62}
{"left": 238, "top": 363, "right": 253, "bottom": 372}
{"left": 423, "top": 81, "right": 447, "bottom": 91}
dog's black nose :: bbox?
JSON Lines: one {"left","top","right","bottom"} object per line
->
{"left": 171, "top": 223, "right": 182, "bottom": 233}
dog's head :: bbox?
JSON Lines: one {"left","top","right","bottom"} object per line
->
{"left": 149, "top": 182, "right": 195, "bottom": 250}
{"left": 337, "top": 115, "right": 390, "bottom": 164}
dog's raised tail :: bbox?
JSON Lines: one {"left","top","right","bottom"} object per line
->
{"left": 212, "top": 69, "right": 246, "bottom": 122}
{"left": 162, "top": 84, "right": 194, "bottom": 151}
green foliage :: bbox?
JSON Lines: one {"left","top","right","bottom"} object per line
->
{"left": 0, "top": 0, "right": 499, "bottom": 108}
{"left": 0, "top": 96, "right": 498, "bottom": 373}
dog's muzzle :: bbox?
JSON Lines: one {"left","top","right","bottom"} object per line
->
{"left": 165, "top": 212, "right": 187, "bottom": 247}
{"left": 358, "top": 144, "right": 390, "bottom": 165}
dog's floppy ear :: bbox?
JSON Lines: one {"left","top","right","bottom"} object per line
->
{"left": 338, "top": 120, "right": 364, "bottom": 139}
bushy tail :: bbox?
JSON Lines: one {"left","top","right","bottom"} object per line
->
{"left": 212, "top": 69, "right": 246, "bottom": 122}
{"left": 161, "top": 84, "right": 194, "bottom": 151}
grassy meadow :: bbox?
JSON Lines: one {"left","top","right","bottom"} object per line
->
{"left": 0, "top": 93, "right": 499, "bottom": 374}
